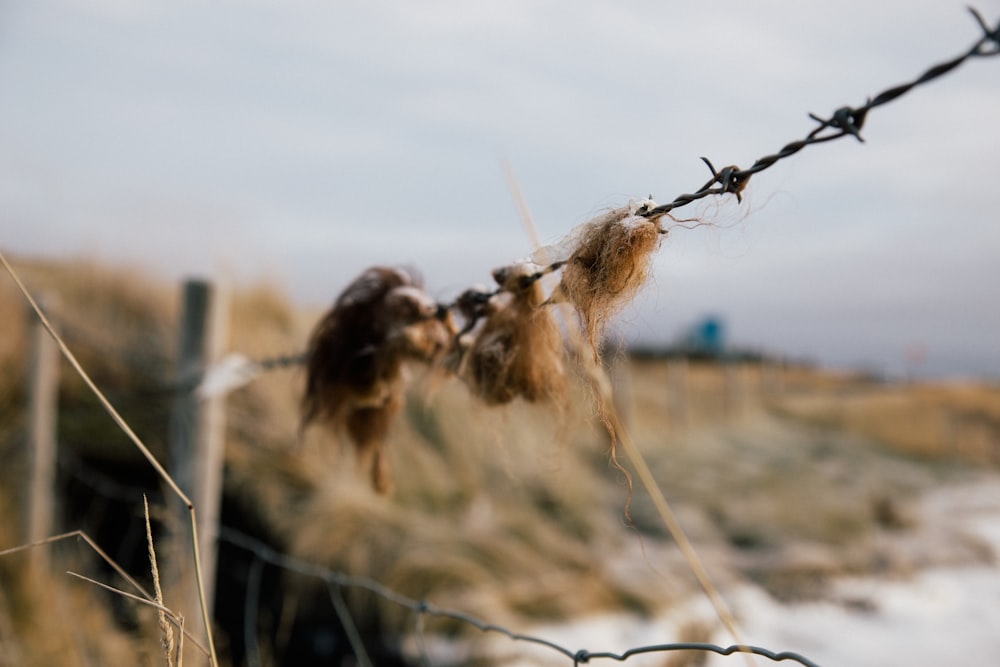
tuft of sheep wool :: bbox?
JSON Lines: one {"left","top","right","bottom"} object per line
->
{"left": 464, "top": 261, "right": 567, "bottom": 405}
{"left": 301, "top": 266, "right": 454, "bottom": 493}
{"left": 556, "top": 202, "right": 664, "bottom": 354}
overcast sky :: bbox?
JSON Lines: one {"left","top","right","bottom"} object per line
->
{"left": 1, "top": 0, "right": 998, "bottom": 378}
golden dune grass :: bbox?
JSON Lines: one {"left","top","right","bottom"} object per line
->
{"left": 2, "top": 256, "right": 998, "bottom": 664}
{"left": 773, "top": 369, "right": 1000, "bottom": 466}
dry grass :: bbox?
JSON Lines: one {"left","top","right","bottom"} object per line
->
{"left": 0, "top": 534, "right": 164, "bottom": 666}
{"left": 2, "top": 255, "right": 998, "bottom": 664}
{"left": 145, "top": 495, "right": 177, "bottom": 666}
{"left": 773, "top": 368, "right": 1000, "bottom": 466}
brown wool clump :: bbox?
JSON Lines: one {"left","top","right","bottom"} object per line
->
{"left": 556, "top": 203, "right": 664, "bottom": 353}
{"left": 301, "top": 266, "right": 454, "bottom": 493}
{"left": 464, "top": 261, "right": 567, "bottom": 405}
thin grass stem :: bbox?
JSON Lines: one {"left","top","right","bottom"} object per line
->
{"left": 0, "top": 251, "right": 219, "bottom": 666}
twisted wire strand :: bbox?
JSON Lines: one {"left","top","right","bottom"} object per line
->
{"left": 217, "top": 527, "right": 821, "bottom": 667}
{"left": 70, "top": 8, "right": 995, "bottom": 382}
{"left": 640, "top": 7, "right": 1000, "bottom": 220}
{"left": 30, "top": 391, "right": 826, "bottom": 667}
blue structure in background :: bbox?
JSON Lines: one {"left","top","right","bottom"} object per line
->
{"left": 683, "top": 315, "right": 726, "bottom": 357}
{"left": 627, "top": 313, "right": 765, "bottom": 361}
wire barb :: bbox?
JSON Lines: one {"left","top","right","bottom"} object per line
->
{"left": 969, "top": 6, "right": 1000, "bottom": 55}
{"left": 807, "top": 104, "right": 869, "bottom": 143}
{"left": 699, "top": 157, "right": 751, "bottom": 202}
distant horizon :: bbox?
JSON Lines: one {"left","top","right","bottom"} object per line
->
{"left": 2, "top": 1, "right": 997, "bottom": 382}
{"left": 5, "top": 246, "right": 996, "bottom": 384}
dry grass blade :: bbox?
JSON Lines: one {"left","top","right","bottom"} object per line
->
{"left": 0, "top": 530, "right": 152, "bottom": 600}
{"left": 177, "top": 614, "right": 186, "bottom": 667}
{"left": 65, "top": 571, "right": 206, "bottom": 660}
{"left": 582, "top": 358, "right": 756, "bottom": 667}
{"left": 65, "top": 571, "right": 178, "bottom": 617}
{"left": 502, "top": 158, "right": 544, "bottom": 250}
{"left": 501, "top": 175, "right": 753, "bottom": 665}
{"left": 0, "top": 529, "right": 210, "bottom": 657}
{"left": 145, "top": 495, "right": 177, "bottom": 666}
{"left": 508, "top": 170, "right": 754, "bottom": 665}
{"left": 0, "top": 251, "right": 190, "bottom": 506}
{"left": 0, "top": 251, "right": 219, "bottom": 666}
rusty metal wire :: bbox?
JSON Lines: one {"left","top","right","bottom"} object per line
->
{"left": 51, "top": 392, "right": 818, "bottom": 666}
{"left": 227, "top": 7, "right": 999, "bottom": 371}
{"left": 218, "top": 527, "right": 821, "bottom": 667}
{"left": 18, "top": 13, "right": 997, "bottom": 667}
{"left": 639, "top": 7, "right": 1000, "bottom": 221}
{"left": 414, "top": 5, "right": 1000, "bottom": 330}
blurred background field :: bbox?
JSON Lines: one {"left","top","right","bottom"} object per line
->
{"left": 1, "top": 256, "right": 999, "bottom": 666}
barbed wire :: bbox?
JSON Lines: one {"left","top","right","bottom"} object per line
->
{"left": 31, "top": 301, "right": 304, "bottom": 396}
{"left": 203, "top": 18, "right": 998, "bottom": 660}
{"left": 7, "top": 11, "right": 997, "bottom": 667}
{"left": 215, "top": 6, "right": 1000, "bottom": 376}
{"left": 43, "top": 380, "right": 817, "bottom": 667}
{"left": 217, "top": 527, "right": 821, "bottom": 667}
{"left": 23, "top": 9, "right": 990, "bottom": 401}
{"left": 15, "top": 10, "right": 995, "bottom": 395}
{"left": 637, "top": 6, "right": 1000, "bottom": 220}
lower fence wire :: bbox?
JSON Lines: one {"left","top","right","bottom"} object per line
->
{"left": 244, "top": 553, "right": 266, "bottom": 667}
{"left": 327, "top": 582, "right": 375, "bottom": 667}
{"left": 20, "top": 412, "right": 820, "bottom": 667}
{"left": 217, "top": 527, "right": 822, "bottom": 667}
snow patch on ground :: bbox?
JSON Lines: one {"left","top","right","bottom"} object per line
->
{"left": 470, "top": 478, "right": 1000, "bottom": 666}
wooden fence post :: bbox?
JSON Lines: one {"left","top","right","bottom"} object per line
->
{"left": 26, "top": 296, "right": 59, "bottom": 579}
{"left": 167, "top": 279, "right": 228, "bottom": 643}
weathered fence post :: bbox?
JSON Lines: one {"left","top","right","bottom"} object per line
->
{"left": 26, "top": 296, "right": 59, "bottom": 579}
{"left": 167, "top": 279, "right": 228, "bottom": 643}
